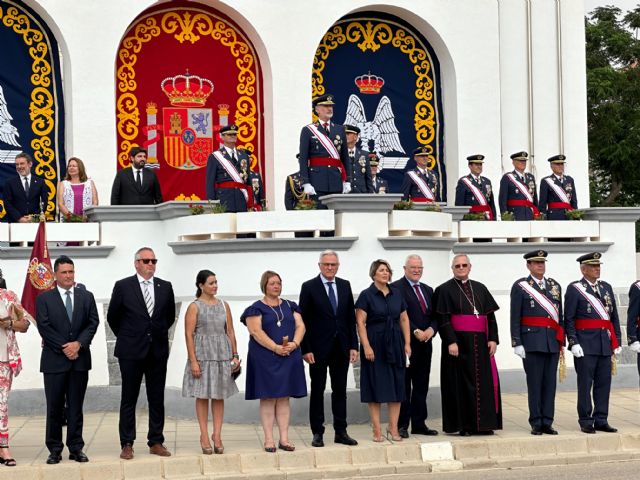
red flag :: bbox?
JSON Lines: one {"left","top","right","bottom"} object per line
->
{"left": 21, "top": 221, "right": 55, "bottom": 316}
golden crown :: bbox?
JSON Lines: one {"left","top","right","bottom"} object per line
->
{"left": 161, "top": 70, "right": 214, "bottom": 107}
{"left": 355, "top": 72, "right": 385, "bottom": 95}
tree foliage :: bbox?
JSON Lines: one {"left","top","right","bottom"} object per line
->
{"left": 586, "top": 5, "right": 640, "bottom": 207}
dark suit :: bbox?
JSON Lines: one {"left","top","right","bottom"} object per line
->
{"left": 298, "top": 121, "right": 351, "bottom": 206}
{"left": 401, "top": 168, "right": 439, "bottom": 202}
{"left": 510, "top": 276, "right": 563, "bottom": 429}
{"left": 110, "top": 167, "right": 163, "bottom": 205}
{"left": 3, "top": 174, "right": 48, "bottom": 222}
{"left": 499, "top": 171, "right": 538, "bottom": 220}
{"left": 391, "top": 277, "right": 437, "bottom": 430}
{"left": 299, "top": 275, "right": 357, "bottom": 435}
{"left": 36, "top": 286, "right": 99, "bottom": 454}
{"left": 205, "top": 147, "right": 253, "bottom": 212}
{"left": 349, "top": 148, "right": 374, "bottom": 193}
{"left": 107, "top": 275, "right": 176, "bottom": 447}
{"left": 371, "top": 175, "right": 388, "bottom": 194}
{"left": 455, "top": 174, "right": 497, "bottom": 220}
{"left": 564, "top": 278, "right": 621, "bottom": 428}
{"left": 538, "top": 175, "right": 577, "bottom": 220}
{"left": 626, "top": 281, "right": 640, "bottom": 376}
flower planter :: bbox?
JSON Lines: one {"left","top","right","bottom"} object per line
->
{"left": 458, "top": 221, "right": 530, "bottom": 241}
{"left": 173, "top": 213, "right": 237, "bottom": 240}
{"left": 10, "top": 223, "right": 100, "bottom": 245}
{"left": 236, "top": 210, "right": 334, "bottom": 237}
{"left": 388, "top": 210, "right": 452, "bottom": 236}
{"left": 529, "top": 220, "right": 599, "bottom": 240}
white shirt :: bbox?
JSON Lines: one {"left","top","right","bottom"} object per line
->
{"left": 22, "top": 174, "right": 31, "bottom": 190}
{"left": 137, "top": 274, "right": 155, "bottom": 305}
{"left": 532, "top": 277, "right": 546, "bottom": 290}
{"left": 133, "top": 167, "right": 144, "bottom": 183}
{"left": 320, "top": 274, "right": 338, "bottom": 305}
{"left": 224, "top": 146, "right": 238, "bottom": 159}
{"left": 405, "top": 277, "right": 427, "bottom": 307}
{"left": 57, "top": 284, "right": 74, "bottom": 311}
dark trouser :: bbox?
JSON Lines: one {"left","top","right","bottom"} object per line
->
{"left": 118, "top": 353, "right": 168, "bottom": 447}
{"left": 522, "top": 351, "right": 559, "bottom": 428}
{"left": 43, "top": 370, "right": 88, "bottom": 454}
{"left": 399, "top": 340, "right": 433, "bottom": 430}
{"left": 574, "top": 354, "right": 611, "bottom": 428}
{"left": 308, "top": 339, "right": 349, "bottom": 435}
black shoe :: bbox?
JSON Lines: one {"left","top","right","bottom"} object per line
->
{"left": 46, "top": 453, "right": 62, "bottom": 464}
{"left": 459, "top": 430, "right": 471, "bottom": 437}
{"left": 398, "top": 427, "right": 409, "bottom": 439}
{"left": 580, "top": 425, "right": 596, "bottom": 434}
{"left": 478, "top": 430, "right": 494, "bottom": 435}
{"left": 334, "top": 432, "right": 358, "bottom": 446}
{"left": 411, "top": 425, "right": 438, "bottom": 436}
{"left": 541, "top": 426, "right": 558, "bottom": 435}
{"left": 595, "top": 424, "right": 617, "bottom": 433}
{"left": 69, "top": 451, "right": 89, "bottom": 463}
{"left": 311, "top": 433, "right": 324, "bottom": 448}
{"left": 530, "top": 427, "right": 543, "bottom": 436}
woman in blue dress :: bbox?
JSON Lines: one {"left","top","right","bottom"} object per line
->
{"left": 355, "top": 259, "right": 411, "bottom": 442}
{"left": 241, "top": 271, "right": 306, "bottom": 452}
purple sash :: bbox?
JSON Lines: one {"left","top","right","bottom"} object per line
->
{"left": 451, "top": 314, "right": 499, "bottom": 413}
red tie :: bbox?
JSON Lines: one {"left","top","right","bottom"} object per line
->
{"left": 323, "top": 122, "right": 329, "bottom": 132}
{"left": 413, "top": 284, "right": 427, "bottom": 314}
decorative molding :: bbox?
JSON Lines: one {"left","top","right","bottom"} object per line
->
{"left": 378, "top": 236, "right": 457, "bottom": 250}
{"left": 168, "top": 237, "right": 358, "bottom": 254}
{"left": 582, "top": 207, "right": 640, "bottom": 222}
{"left": 0, "top": 246, "right": 114, "bottom": 259}
{"left": 318, "top": 194, "right": 402, "bottom": 212}
{"left": 452, "top": 241, "right": 613, "bottom": 254}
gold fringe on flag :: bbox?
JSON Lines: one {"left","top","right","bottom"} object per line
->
{"left": 558, "top": 349, "right": 566, "bottom": 383}
{"left": 612, "top": 354, "right": 618, "bottom": 376}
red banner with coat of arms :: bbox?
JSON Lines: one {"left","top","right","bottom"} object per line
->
{"left": 115, "top": 1, "right": 264, "bottom": 201}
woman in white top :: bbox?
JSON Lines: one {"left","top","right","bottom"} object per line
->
{"left": 57, "top": 157, "right": 98, "bottom": 220}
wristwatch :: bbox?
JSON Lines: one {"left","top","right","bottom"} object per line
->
{"left": 413, "top": 329, "right": 420, "bottom": 336}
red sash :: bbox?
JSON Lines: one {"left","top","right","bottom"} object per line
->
{"left": 215, "top": 181, "right": 254, "bottom": 209}
{"left": 410, "top": 196, "right": 434, "bottom": 203}
{"left": 309, "top": 157, "right": 346, "bottom": 182}
{"left": 469, "top": 204, "right": 493, "bottom": 218}
{"left": 548, "top": 201, "right": 572, "bottom": 210}
{"left": 521, "top": 316, "right": 564, "bottom": 344}
{"left": 575, "top": 319, "right": 619, "bottom": 349}
{"left": 507, "top": 199, "right": 540, "bottom": 216}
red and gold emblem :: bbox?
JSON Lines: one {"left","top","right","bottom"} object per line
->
{"left": 27, "top": 257, "right": 55, "bottom": 290}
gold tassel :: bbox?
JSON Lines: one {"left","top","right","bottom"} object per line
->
{"left": 558, "top": 349, "right": 566, "bottom": 383}
{"left": 612, "top": 354, "right": 617, "bottom": 376}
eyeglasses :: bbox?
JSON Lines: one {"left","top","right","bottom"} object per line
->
{"left": 138, "top": 259, "right": 158, "bottom": 265}
{"left": 453, "top": 263, "right": 469, "bottom": 269}
{"left": 320, "top": 263, "right": 338, "bottom": 267}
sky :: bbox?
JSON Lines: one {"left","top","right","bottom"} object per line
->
{"left": 584, "top": 0, "right": 639, "bottom": 15}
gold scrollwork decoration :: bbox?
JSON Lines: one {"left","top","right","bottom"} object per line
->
{"left": 1, "top": 4, "right": 58, "bottom": 216}
{"left": 116, "top": 9, "right": 260, "bottom": 169}
{"left": 313, "top": 19, "right": 438, "bottom": 165}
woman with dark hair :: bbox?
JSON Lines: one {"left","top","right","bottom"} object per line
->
{"left": 241, "top": 271, "right": 306, "bottom": 452}
{"left": 355, "top": 259, "right": 411, "bottom": 442}
{"left": 182, "top": 270, "right": 240, "bottom": 454}
{"left": 57, "top": 157, "right": 98, "bottom": 221}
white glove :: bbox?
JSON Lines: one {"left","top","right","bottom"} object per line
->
{"left": 514, "top": 345, "right": 526, "bottom": 359}
{"left": 302, "top": 183, "right": 316, "bottom": 195}
{"left": 630, "top": 341, "right": 640, "bottom": 353}
{"left": 570, "top": 344, "right": 584, "bottom": 358}
{"left": 614, "top": 346, "right": 622, "bottom": 355}
{"left": 342, "top": 182, "right": 352, "bottom": 194}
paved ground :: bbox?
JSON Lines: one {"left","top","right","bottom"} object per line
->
{"left": 3, "top": 388, "right": 640, "bottom": 478}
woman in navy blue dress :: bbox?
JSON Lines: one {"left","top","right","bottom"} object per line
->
{"left": 241, "top": 271, "right": 306, "bottom": 452}
{"left": 355, "top": 259, "right": 411, "bottom": 442}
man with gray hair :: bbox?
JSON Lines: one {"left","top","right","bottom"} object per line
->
{"left": 433, "top": 254, "right": 502, "bottom": 436}
{"left": 299, "top": 250, "right": 358, "bottom": 447}
{"left": 391, "top": 254, "right": 438, "bottom": 438}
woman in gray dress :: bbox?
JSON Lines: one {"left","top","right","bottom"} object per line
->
{"left": 183, "top": 270, "right": 241, "bottom": 454}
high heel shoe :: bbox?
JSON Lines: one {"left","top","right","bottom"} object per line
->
{"left": 386, "top": 428, "right": 403, "bottom": 442}
{"left": 372, "top": 427, "right": 384, "bottom": 443}
{"left": 199, "top": 435, "right": 213, "bottom": 455}
{"left": 212, "top": 434, "right": 224, "bottom": 454}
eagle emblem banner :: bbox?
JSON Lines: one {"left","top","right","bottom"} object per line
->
{"left": 313, "top": 12, "right": 445, "bottom": 198}
{"left": 115, "top": 1, "right": 264, "bottom": 201}
{"left": 0, "top": 0, "right": 66, "bottom": 219}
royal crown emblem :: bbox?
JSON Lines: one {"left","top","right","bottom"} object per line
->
{"left": 161, "top": 70, "right": 214, "bottom": 107}
{"left": 27, "top": 257, "right": 55, "bottom": 290}
{"left": 354, "top": 72, "right": 385, "bottom": 94}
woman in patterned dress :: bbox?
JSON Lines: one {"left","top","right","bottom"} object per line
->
{"left": 182, "top": 270, "right": 240, "bottom": 454}
{"left": 0, "top": 287, "right": 32, "bottom": 467}
{"left": 57, "top": 157, "right": 98, "bottom": 220}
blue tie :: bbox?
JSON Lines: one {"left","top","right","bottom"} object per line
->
{"left": 327, "top": 281, "right": 337, "bottom": 315}
{"left": 65, "top": 290, "right": 73, "bottom": 323}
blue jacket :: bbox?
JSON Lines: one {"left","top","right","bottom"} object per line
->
{"left": 499, "top": 171, "right": 538, "bottom": 220}
{"left": 538, "top": 175, "right": 577, "bottom": 220}
{"left": 205, "top": 147, "right": 252, "bottom": 212}
{"left": 455, "top": 174, "right": 496, "bottom": 219}
{"left": 627, "top": 281, "right": 640, "bottom": 344}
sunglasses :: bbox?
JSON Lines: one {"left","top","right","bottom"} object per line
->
{"left": 138, "top": 259, "right": 158, "bottom": 265}
{"left": 453, "top": 263, "right": 469, "bottom": 269}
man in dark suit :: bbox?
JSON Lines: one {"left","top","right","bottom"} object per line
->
{"left": 401, "top": 147, "right": 439, "bottom": 202}
{"left": 564, "top": 252, "right": 621, "bottom": 434}
{"left": 36, "top": 256, "right": 99, "bottom": 464}
{"left": 510, "top": 250, "right": 563, "bottom": 435}
{"left": 4, "top": 152, "right": 49, "bottom": 222}
{"left": 370, "top": 155, "right": 388, "bottom": 194}
{"left": 299, "top": 250, "right": 358, "bottom": 447}
{"left": 391, "top": 254, "right": 438, "bottom": 438}
{"left": 499, "top": 151, "right": 539, "bottom": 220}
{"left": 110, "top": 147, "right": 163, "bottom": 205}
{"left": 107, "top": 247, "right": 176, "bottom": 459}
{"left": 538, "top": 155, "right": 578, "bottom": 220}
{"left": 455, "top": 154, "right": 497, "bottom": 220}
{"left": 345, "top": 125, "right": 374, "bottom": 193}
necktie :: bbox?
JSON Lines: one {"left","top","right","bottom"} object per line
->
{"left": 413, "top": 284, "right": 427, "bottom": 314}
{"left": 136, "top": 169, "right": 142, "bottom": 188}
{"left": 231, "top": 150, "right": 236, "bottom": 162}
{"left": 143, "top": 280, "right": 154, "bottom": 316}
{"left": 23, "top": 177, "right": 29, "bottom": 196}
{"left": 327, "top": 281, "right": 337, "bottom": 314}
{"left": 539, "top": 281, "right": 544, "bottom": 290}
{"left": 65, "top": 290, "right": 73, "bottom": 323}
{"left": 323, "top": 122, "right": 329, "bottom": 133}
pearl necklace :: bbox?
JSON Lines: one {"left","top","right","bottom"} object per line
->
{"left": 265, "top": 300, "right": 284, "bottom": 327}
